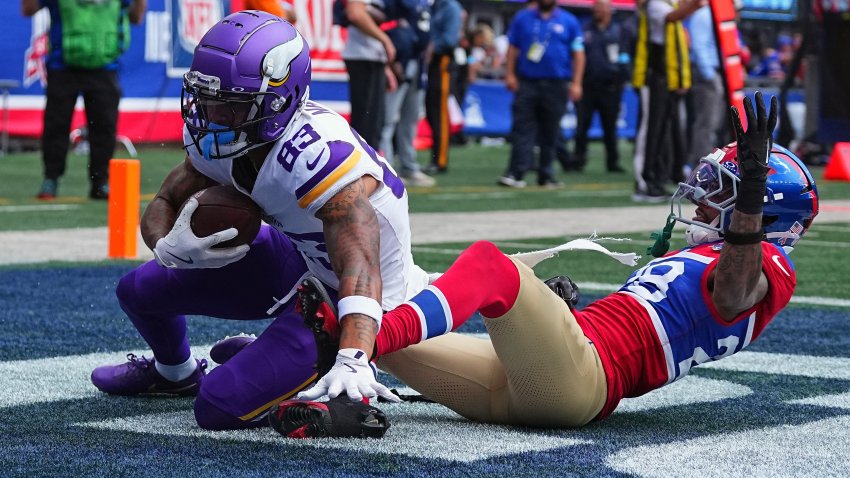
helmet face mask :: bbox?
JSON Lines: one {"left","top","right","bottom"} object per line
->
{"left": 181, "top": 11, "right": 311, "bottom": 160}
{"left": 671, "top": 143, "right": 819, "bottom": 249}
{"left": 672, "top": 148, "right": 739, "bottom": 234}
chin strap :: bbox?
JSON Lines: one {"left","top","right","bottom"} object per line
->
{"left": 647, "top": 214, "right": 677, "bottom": 258}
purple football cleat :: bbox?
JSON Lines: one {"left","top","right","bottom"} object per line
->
{"left": 209, "top": 333, "right": 257, "bottom": 365}
{"left": 91, "top": 353, "right": 208, "bottom": 396}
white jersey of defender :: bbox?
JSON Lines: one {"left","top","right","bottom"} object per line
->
{"left": 185, "top": 100, "right": 429, "bottom": 310}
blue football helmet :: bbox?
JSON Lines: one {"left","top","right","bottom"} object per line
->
{"left": 671, "top": 142, "right": 819, "bottom": 248}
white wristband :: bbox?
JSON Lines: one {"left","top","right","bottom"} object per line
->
{"left": 337, "top": 295, "right": 383, "bottom": 331}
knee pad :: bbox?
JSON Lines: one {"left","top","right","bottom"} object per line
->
{"left": 194, "top": 392, "right": 267, "bottom": 431}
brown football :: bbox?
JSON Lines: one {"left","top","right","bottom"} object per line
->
{"left": 185, "top": 185, "right": 262, "bottom": 248}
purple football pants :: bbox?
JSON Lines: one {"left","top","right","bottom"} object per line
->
{"left": 115, "top": 225, "right": 319, "bottom": 430}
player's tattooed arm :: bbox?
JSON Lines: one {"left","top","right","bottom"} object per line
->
{"left": 712, "top": 92, "right": 775, "bottom": 321}
{"left": 318, "top": 176, "right": 382, "bottom": 355}
{"left": 141, "top": 157, "right": 216, "bottom": 250}
{"left": 712, "top": 210, "right": 769, "bottom": 321}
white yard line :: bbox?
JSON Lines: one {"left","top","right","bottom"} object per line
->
{"left": 0, "top": 204, "right": 82, "bottom": 212}
{"left": 0, "top": 199, "right": 848, "bottom": 266}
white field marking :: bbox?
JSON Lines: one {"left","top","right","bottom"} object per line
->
{"left": 811, "top": 225, "right": 850, "bottom": 233}
{"left": 462, "top": 340, "right": 850, "bottom": 383}
{"left": 430, "top": 192, "right": 523, "bottom": 201}
{"left": 576, "top": 282, "right": 850, "bottom": 308}
{"left": 0, "top": 204, "right": 82, "bottom": 213}
{"left": 606, "top": 415, "right": 850, "bottom": 478}
{"left": 0, "top": 345, "right": 213, "bottom": 409}
{"left": 75, "top": 403, "right": 590, "bottom": 463}
{"left": 787, "top": 392, "right": 850, "bottom": 409}
{"left": 801, "top": 239, "right": 850, "bottom": 248}
{"left": 429, "top": 189, "right": 629, "bottom": 201}
{"left": 615, "top": 376, "right": 752, "bottom": 413}
{"left": 700, "top": 351, "right": 850, "bottom": 380}
{"left": 789, "top": 296, "right": 850, "bottom": 307}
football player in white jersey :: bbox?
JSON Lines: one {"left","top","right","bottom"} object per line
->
{"left": 287, "top": 92, "right": 819, "bottom": 428}
{"left": 89, "top": 10, "right": 431, "bottom": 430}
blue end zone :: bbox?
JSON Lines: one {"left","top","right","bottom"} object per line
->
{"left": 2, "top": 265, "right": 850, "bottom": 477}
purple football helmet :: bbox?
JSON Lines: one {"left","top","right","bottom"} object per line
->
{"left": 181, "top": 10, "right": 312, "bottom": 160}
{"left": 671, "top": 142, "right": 819, "bottom": 249}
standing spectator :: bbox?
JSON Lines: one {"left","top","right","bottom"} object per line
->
{"left": 424, "top": 0, "right": 463, "bottom": 174}
{"left": 22, "top": 0, "right": 146, "bottom": 200}
{"left": 342, "top": 0, "right": 397, "bottom": 148}
{"left": 380, "top": 0, "right": 436, "bottom": 187}
{"left": 499, "top": 0, "right": 585, "bottom": 188}
{"left": 467, "top": 24, "right": 498, "bottom": 80}
{"left": 685, "top": 5, "right": 724, "bottom": 168}
{"left": 570, "top": 0, "right": 630, "bottom": 173}
{"left": 243, "top": 0, "right": 297, "bottom": 24}
{"left": 631, "top": 0, "right": 704, "bottom": 202}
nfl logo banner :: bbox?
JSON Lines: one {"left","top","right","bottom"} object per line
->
{"left": 168, "top": 0, "right": 228, "bottom": 78}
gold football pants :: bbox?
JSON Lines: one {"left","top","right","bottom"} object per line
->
{"left": 378, "top": 258, "right": 608, "bottom": 427}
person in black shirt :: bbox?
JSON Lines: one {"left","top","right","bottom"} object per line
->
{"left": 570, "top": 0, "right": 630, "bottom": 173}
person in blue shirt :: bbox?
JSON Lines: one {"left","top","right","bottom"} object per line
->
{"left": 499, "top": 0, "right": 585, "bottom": 189}
{"left": 685, "top": 4, "right": 724, "bottom": 169}
{"left": 570, "top": 0, "right": 631, "bottom": 173}
{"left": 22, "top": 0, "right": 146, "bottom": 200}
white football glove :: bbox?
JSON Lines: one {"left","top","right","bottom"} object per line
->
{"left": 152, "top": 196, "right": 250, "bottom": 269}
{"left": 297, "top": 348, "right": 401, "bottom": 403}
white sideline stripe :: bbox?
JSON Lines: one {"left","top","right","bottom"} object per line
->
{"left": 430, "top": 189, "right": 629, "bottom": 201}
{"left": 76, "top": 404, "right": 590, "bottom": 463}
{"left": 812, "top": 225, "right": 850, "bottom": 233}
{"left": 0, "top": 204, "right": 82, "bottom": 213}
{"left": 787, "top": 392, "right": 850, "bottom": 410}
{"left": 577, "top": 282, "right": 850, "bottom": 308}
{"left": 607, "top": 415, "right": 850, "bottom": 478}
{"left": 0, "top": 345, "right": 213, "bottom": 409}
{"left": 700, "top": 351, "right": 850, "bottom": 380}
{"left": 802, "top": 240, "right": 850, "bottom": 248}
{"left": 615, "top": 376, "right": 752, "bottom": 413}
{"left": 790, "top": 296, "right": 850, "bottom": 307}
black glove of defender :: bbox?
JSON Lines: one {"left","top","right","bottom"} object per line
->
{"left": 545, "top": 275, "right": 580, "bottom": 309}
{"left": 730, "top": 92, "right": 778, "bottom": 215}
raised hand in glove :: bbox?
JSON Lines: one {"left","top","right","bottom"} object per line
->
{"left": 297, "top": 348, "right": 401, "bottom": 403}
{"left": 730, "top": 91, "right": 778, "bottom": 215}
{"left": 152, "top": 197, "right": 249, "bottom": 269}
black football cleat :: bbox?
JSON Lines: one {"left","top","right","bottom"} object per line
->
{"left": 269, "top": 395, "right": 390, "bottom": 439}
{"left": 296, "top": 276, "right": 340, "bottom": 377}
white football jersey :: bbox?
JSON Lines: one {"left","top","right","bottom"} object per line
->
{"left": 185, "top": 101, "right": 429, "bottom": 309}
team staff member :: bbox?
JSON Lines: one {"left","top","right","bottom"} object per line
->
{"left": 499, "top": 0, "right": 585, "bottom": 189}
{"left": 22, "top": 0, "right": 146, "bottom": 200}
{"left": 424, "top": 0, "right": 463, "bottom": 174}
{"left": 631, "top": 0, "right": 704, "bottom": 202}
{"left": 570, "top": 0, "right": 630, "bottom": 173}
